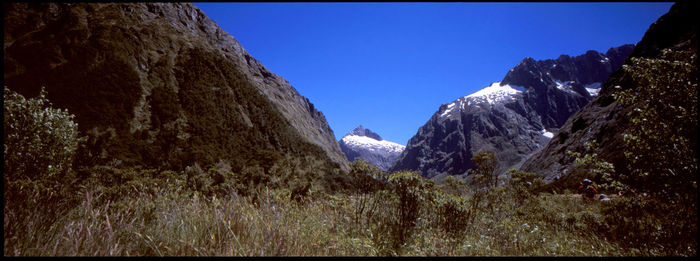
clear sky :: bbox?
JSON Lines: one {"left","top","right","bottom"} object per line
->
{"left": 194, "top": 2, "right": 673, "bottom": 145}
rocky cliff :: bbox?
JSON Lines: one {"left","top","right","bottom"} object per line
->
{"left": 4, "top": 3, "right": 348, "bottom": 172}
{"left": 390, "top": 45, "right": 633, "bottom": 179}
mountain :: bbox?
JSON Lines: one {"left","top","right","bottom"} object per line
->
{"left": 339, "top": 126, "right": 405, "bottom": 171}
{"left": 3, "top": 3, "right": 348, "bottom": 172}
{"left": 519, "top": 1, "right": 697, "bottom": 188}
{"left": 390, "top": 45, "right": 634, "bottom": 179}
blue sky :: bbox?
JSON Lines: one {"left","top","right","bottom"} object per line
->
{"left": 194, "top": 2, "right": 673, "bottom": 145}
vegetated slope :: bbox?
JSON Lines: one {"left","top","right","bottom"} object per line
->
{"left": 338, "top": 125, "right": 405, "bottom": 171}
{"left": 3, "top": 3, "right": 348, "bottom": 173}
{"left": 390, "top": 45, "right": 633, "bottom": 179}
{"left": 520, "top": 1, "right": 697, "bottom": 188}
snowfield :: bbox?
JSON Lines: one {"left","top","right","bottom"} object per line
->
{"left": 341, "top": 135, "right": 405, "bottom": 154}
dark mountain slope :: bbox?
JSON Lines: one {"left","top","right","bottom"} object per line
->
{"left": 3, "top": 3, "right": 347, "bottom": 173}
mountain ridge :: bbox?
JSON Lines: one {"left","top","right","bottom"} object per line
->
{"left": 390, "top": 45, "right": 634, "bottom": 179}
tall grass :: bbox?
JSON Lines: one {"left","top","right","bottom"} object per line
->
{"left": 4, "top": 166, "right": 695, "bottom": 256}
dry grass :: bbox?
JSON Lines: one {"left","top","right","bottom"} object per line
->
{"left": 4, "top": 170, "right": 694, "bottom": 256}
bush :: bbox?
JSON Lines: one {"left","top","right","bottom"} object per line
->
{"left": 348, "top": 159, "right": 388, "bottom": 229}
{"left": 4, "top": 86, "right": 86, "bottom": 254}
{"left": 3, "top": 86, "right": 83, "bottom": 182}
{"left": 468, "top": 151, "right": 499, "bottom": 190}
{"left": 613, "top": 49, "right": 697, "bottom": 197}
{"left": 568, "top": 141, "right": 626, "bottom": 194}
{"left": 435, "top": 192, "right": 469, "bottom": 239}
{"left": 380, "top": 171, "right": 434, "bottom": 253}
{"left": 438, "top": 175, "right": 469, "bottom": 196}
{"left": 600, "top": 196, "right": 697, "bottom": 256}
{"left": 506, "top": 169, "right": 543, "bottom": 205}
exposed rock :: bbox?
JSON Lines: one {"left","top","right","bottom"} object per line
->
{"left": 391, "top": 45, "right": 633, "bottom": 179}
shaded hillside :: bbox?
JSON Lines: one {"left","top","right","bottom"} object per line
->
{"left": 3, "top": 3, "right": 347, "bottom": 173}
{"left": 520, "top": 1, "right": 698, "bottom": 188}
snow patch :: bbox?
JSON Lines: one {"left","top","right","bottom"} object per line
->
{"left": 584, "top": 82, "right": 602, "bottom": 96}
{"left": 554, "top": 80, "right": 577, "bottom": 94}
{"left": 541, "top": 129, "right": 554, "bottom": 139}
{"left": 440, "top": 103, "right": 456, "bottom": 117}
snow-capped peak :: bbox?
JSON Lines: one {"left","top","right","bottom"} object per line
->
{"left": 341, "top": 135, "right": 405, "bottom": 154}
{"left": 438, "top": 82, "right": 525, "bottom": 118}
{"left": 339, "top": 126, "right": 406, "bottom": 170}
{"left": 466, "top": 82, "right": 525, "bottom": 104}
{"left": 349, "top": 125, "right": 383, "bottom": 141}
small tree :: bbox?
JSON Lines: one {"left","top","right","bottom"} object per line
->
{"left": 383, "top": 170, "right": 433, "bottom": 253}
{"left": 435, "top": 191, "right": 469, "bottom": 239}
{"left": 567, "top": 141, "right": 626, "bottom": 193}
{"left": 348, "top": 159, "right": 386, "bottom": 228}
{"left": 469, "top": 151, "right": 499, "bottom": 189}
{"left": 439, "top": 175, "right": 468, "bottom": 196}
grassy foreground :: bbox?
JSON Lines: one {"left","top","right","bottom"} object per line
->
{"left": 4, "top": 164, "right": 695, "bottom": 256}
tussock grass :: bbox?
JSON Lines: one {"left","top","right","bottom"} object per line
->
{"left": 5, "top": 166, "right": 695, "bottom": 256}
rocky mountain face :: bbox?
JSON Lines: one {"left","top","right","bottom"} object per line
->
{"left": 3, "top": 3, "right": 348, "bottom": 172}
{"left": 520, "top": 1, "right": 697, "bottom": 187}
{"left": 339, "top": 126, "right": 405, "bottom": 171}
{"left": 390, "top": 45, "right": 634, "bottom": 179}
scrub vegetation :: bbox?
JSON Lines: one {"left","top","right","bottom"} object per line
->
{"left": 3, "top": 48, "right": 696, "bottom": 256}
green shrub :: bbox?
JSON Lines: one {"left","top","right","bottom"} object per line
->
{"left": 348, "top": 159, "right": 388, "bottom": 229}
{"left": 600, "top": 196, "right": 697, "bottom": 256}
{"left": 435, "top": 192, "right": 469, "bottom": 239}
{"left": 468, "top": 151, "right": 499, "bottom": 190}
{"left": 613, "top": 49, "right": 697, "bottom": 197}
{"left": 438, "top": 175, "right": 469, "bottom": 196}
{"left": 567, "top": 141, "right": 625, "bottom": 193}
{"left": 3, "top": 86, "right": 83, "bottom": 182}
{"left": 3, "top": 86, "right": 86, "bottom": 254}
{"left": 378, "top": 171, "right": 434, "bottom": 253}
{"left": 506, "top": 169, "right": 543, "bottom": 205}
{"left": 348, "top": 159, "right": 387, "bottom": 194}
{"left": 184, "top": 163, "right": 214, "bottom": 196}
